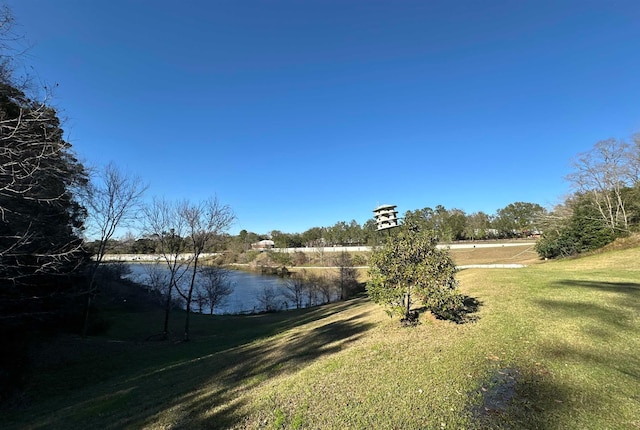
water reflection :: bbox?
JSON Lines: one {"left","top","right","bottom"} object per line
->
{"left": 126, "top": 264, "right": 292, "bottom": 314}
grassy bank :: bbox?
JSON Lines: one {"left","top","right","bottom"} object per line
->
{"left": 5, "top": 246, "right": 639, "bottom": 429}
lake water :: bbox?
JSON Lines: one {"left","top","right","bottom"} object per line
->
{"left": 126, "top": 264, "right": 294, "bottom": 315}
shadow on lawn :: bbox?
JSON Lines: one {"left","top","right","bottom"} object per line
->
{"left": 144, "top": 310, "right": 374, "bottom": 429}
{"left": 470, "top": 364, "right": 580, "bottom": 430}
{"left": 471, "top": 279, "right": 640, "bottom": 429}
{"left": 105, "top": 299, "right": 373, "bottom": 428}
{"left": 6, "top": 297, "right": 375, "bottom": 430}
{"left": 417, "top": 294, "right": 482, "bottom": 325}
{"left": 555, "top": 279, "right": 640, "bottom": 294}
{"left": 480, "top": 278, "right": 640, "bottom": 429}
{"left": 539, "top": 279, "right": 640, "bottom": 332}
{"left": 537, "top": 280, "right": 640, "bottom": 373}
{"left": 457, "top": 295, "right": 482, "bottom": 323}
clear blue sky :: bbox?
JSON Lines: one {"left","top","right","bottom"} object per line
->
{"left": 7, "top": 1, "right": 640, "bottom": 235}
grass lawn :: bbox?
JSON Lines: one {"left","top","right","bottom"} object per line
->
{"left": 4, "top": 245, "right": 640, "bottom": 429}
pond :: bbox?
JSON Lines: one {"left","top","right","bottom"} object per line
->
{"left": 126, "top": 263, "right": 296, "bottom": 315}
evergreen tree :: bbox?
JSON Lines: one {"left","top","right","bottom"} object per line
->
{"left": 367, "top": 228, "right": 462, "bottom": 324}
{"left": 0, "top": 81, "right": 88, "bottom": 287}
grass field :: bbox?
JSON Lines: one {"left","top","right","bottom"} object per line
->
{"left": 4, "top": 244, "right": 640, "bottom": 429}
{"left": 448, "top": 242, "right": 540, "bottom": 266}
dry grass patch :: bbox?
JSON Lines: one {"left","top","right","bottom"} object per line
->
{"left": 449, "top": 243, "right": 540, "bottom": 266}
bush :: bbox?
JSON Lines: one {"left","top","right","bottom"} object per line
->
{"left": 268, "top": 251, "right": 292, "bottom": 266}
{"left": 292, "top": 251, "right": 307, "bottom": 266}
{"left": 351, "top": 253, "right": 368, "bottom": 266}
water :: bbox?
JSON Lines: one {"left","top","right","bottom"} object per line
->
{"left": 126, "top": 264, "right": 294, "bottom": 315}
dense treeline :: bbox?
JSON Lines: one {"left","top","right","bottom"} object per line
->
{"left": 99, "top": 201, "right": 547, "bottom": 258}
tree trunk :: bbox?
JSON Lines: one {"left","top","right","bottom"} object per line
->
{"left": 184, "top": 256, "right": 199, "bottom": 342}
{"left": 163, "top": 282, "right": 173, "bottom": 340}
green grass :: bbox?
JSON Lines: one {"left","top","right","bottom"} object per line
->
{"left": 4, "top": 246, "right": 640, "bottom": 429}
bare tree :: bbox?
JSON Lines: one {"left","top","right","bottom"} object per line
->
{"left": 257, "top": 285, "right": 280, "bottom": 312}
{"left": 567, "top": 138, "right": 639, "bottom": 233}
{"left": 179, "top": 197, "right": 235, "bottom": 341}
{"left": 315, "top": 273, "right": 333, "bottom": 304}
{"left": 198, "top": 265, "right": 234, "bottom": 314}
{"left": 314, "top": 242, "right": 326, "bottom": 266}
{"left": 81, "top": 162, "right": 146, "bottom": 336}
{"left": 143, "top": 198, "right": 192, "bottom": 340}
{"left": 335, "top": 251, "right": 358, "bottom": 300}
{"left": 283, "top": 270, "right": 306, "bottom": 309}
{"left": 142, "top": 262, "right": 170, "bottom": 306}
{"left": 304, "top": 277, "right": 320, "bottom": 307}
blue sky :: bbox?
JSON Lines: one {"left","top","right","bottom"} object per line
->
{"left": 7, "top": 1, "right": 640, "bottom": 235}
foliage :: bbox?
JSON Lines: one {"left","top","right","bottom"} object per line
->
{"left": 267, "top": 250, "right": 292, "bottom": 266}
{"left": 493, "top": 201, "right": 546, "bottom": 237}
{"left": 367, "top": 228, "right": 462, "bottom": 322}
{"left": 0, "top": 7, "right": 89, "bottom": 333}
{"left": 536, "top": 194, "right": 617, "bottom": 259}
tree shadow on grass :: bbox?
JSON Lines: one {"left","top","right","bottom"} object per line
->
{"left": 457, "top": 295, "right": 482, "bottom": 323}
{"left": 469, "top": 365, "right": 579, "bottom": 430}
{"left": 555, "top": 279, "right": 640, "bottom": 291}
{"left": 147, "top": 310, "right": 375, "bottom": 429}
{"left": 494, "top": 279, "right": 640, "bottom": 429}
{"left": 539, "top": 280, "right": 640, "bottom": 332}
{"left": 5, "top": 297, "right": 376, "bottom": 430}
{"left": 416, "top": 295, "right": 483, "bottom": 325}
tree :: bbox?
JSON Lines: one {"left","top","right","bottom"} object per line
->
{"left": 0, "top": 81, "right": 88, "bottom": 286}
{"left": 81, "top": 162, "right": 146, "bottom": 336}
{"left": 464, "top": 211, "right": 492, "bottom": 240}
{"left": 0, "top": 7, "right": 88, "bottom": 398}
{"left": 335, "top": 251, "right": 358, "bottom": 300}
{"left": 179, "top": 197, "right": 234, "bottom": 341}
{"left": 142, "top": 263, "right": 171, "bottom": 306}
{"left": 143, "top": 198, "right": 192, "bottom": 339}
{"left": 257, "top": 285, "right": 280, "bottom": 312}
{"left": 367, "top": 228, "right": 461, "bottom": 324}
{"left": 494, "top": 202, "right": 546, "bottom": 237}
{"left": 362, "top": 218, "right": 379, "bottom": 245}
{"left": 283, "top": 271, "right": 306, "bottom": 309}
{"left": 447, "top": 208, "right": 467, "bottom": 241}
{"left": 0, "top": 48, "right": 88, "bottom": 340}
{"left": 567, "top": 137, "right": 639, "bottom": 233}
{"left": 197, "top": 266, "right": 234, "bottom": 314}
{"left": 535, "top": 194, "right": 616, "bottom": 259}
{"left": 311, "top": 272, "right": 333, "bottom": 304}
{"left": 301, "top": 226, "right": 324, "bottom": 247}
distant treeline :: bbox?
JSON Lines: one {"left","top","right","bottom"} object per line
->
{"left": 89, "top": 201, "right": 546, "bottom": 257}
